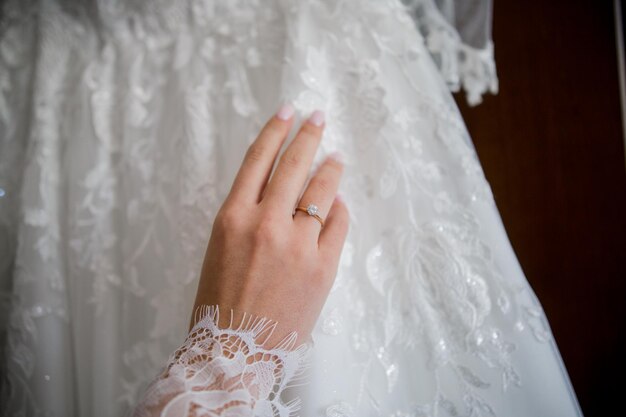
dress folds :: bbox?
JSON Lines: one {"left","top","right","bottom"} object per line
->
{"left": 0, "top": 1, "right": 582, "bottom": 416}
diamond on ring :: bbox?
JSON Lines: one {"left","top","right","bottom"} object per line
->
{"left": 306, "top": 204, "right": 319, "bottom": 216}
{"left": 294, "top": 203, "right": 325, "bottom": 228}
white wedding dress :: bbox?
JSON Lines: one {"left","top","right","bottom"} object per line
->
{"left": 0, "top": 0, "right": 583, "bottom": 416}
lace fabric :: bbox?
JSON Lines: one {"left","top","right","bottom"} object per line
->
{"left": 131, "top": 306, "right": 310, "bottom": 417}
{"left": 0, "top": 1, "right": 582, "bottom": 416}
{"left": 403, "top": 0, "right": 499, "bottom": 105}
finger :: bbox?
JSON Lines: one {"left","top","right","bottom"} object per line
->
{"left": 262, "top": 110, "right": 325, "bottom": 211}
{"left": 226, "top": 103, "right": 295, "bottom": 205}
{"left": 318, "top": 196, "right": 349, "bottom": 258}
{"left": 293, "top": 152, "right": 344, "bottom": 237}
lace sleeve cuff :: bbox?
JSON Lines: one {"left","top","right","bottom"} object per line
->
{"left": 403, "top": 0, "right": 499, "bottom": 105}
{"left": 131, "top": 306, "right": 311, "bottom": 417}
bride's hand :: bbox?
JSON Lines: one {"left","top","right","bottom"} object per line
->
{"left": 191, "top": 104, "right": 349, "bottom": 348}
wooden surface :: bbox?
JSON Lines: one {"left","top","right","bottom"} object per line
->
{"left": 456, "top": 1, "right": 626, "bottom": 415}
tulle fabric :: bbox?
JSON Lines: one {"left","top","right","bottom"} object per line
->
{"left": 0, "top": 0, "right": 581, "bottom": 416}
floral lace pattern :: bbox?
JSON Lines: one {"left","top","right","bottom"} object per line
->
{"left": 0, "top": 1, "right": 581, "bottom": 416}
{"left": 402, "top": 0, "right": 499, "bottom": 105}
{"left": 131, "top": 305, "right": 310, "bottom": 417}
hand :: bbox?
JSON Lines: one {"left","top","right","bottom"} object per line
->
{"left": 190, "top": 104, "right": 349, "bottom": 348}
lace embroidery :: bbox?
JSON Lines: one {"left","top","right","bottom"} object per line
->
{"left": 282, "top": 2, "right": 548, "bottom": 415}
{"left": 403, "top": 0, "right": 499, "bottom": 105}
{"left": 132, "top": 305, "right": 310, "bottom": 417}
{"left": 0, "top": 1, "right": 581, "bottom": 416}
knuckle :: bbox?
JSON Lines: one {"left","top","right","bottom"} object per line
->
{"left": 263, "top": 120, "right": 285, "bottom": 138}
{"left": 214, "top": 207, "right": 244, "bottom": 233}
{"left": 299, "top": 122, "right": 321, "bottom": 138}
{"left": 253, "top": 216, "right": 281, "bottom": 245}
{"left": 309, "top": 265, "right": 333, "bottom": 289}
{"left": 288, "top": 245, "right": 305, "bottom": 261}
{"left": 281, "top": 151, "right": 301, "bottom": 169}
{"left": 289, "top": 242, "right": 313, "bottom": 261}
{"left": 325, "top": 157, "right": 344, "bottom": 172}
{"left": 245, "top": 143, "right": 266, "bottom": 163}
{"left": 313, "top": 176, "right": 332, "bottom": 194}
{"left": 311, "top": 261, "right": 329, "bottom": 279}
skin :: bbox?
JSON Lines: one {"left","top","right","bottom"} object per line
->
{"left": 190, "top": 105, "right": 349, "bottom": 349}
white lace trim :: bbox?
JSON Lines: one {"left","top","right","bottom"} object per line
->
{"left": 404, "top": 0, "right": 499, "bottom": 105}
{"left": 131, "top": 306, "right": 311, "bottom": 417}
{"left": 0, "top": 1, "right": 582, "bottom": 415}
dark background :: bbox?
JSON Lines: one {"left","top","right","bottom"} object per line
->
{"left": 455, "top": 1, "right": 626, "bottom": 415}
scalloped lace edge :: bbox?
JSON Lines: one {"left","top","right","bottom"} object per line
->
{"left": 404, "top": 0, "right": 499, "bottom": 105}
{"left": 131, "top": 305, "right": 311, "bottom": 417}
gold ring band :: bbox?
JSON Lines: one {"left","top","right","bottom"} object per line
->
{"left": 294, "top": 204, "right": 325, "bottom": 228}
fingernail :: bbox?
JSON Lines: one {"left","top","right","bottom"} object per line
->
{"left": 276, "top": 103, "right": 294, "bottom": 121}
{"left": 327, "top": 151, "right": 344, "bottom": 163}
{"left": 308, "top": 110, "right": 325, "bottom": 126}
{"left": 336, "top": 193, "right": 344, "bottom": 203}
